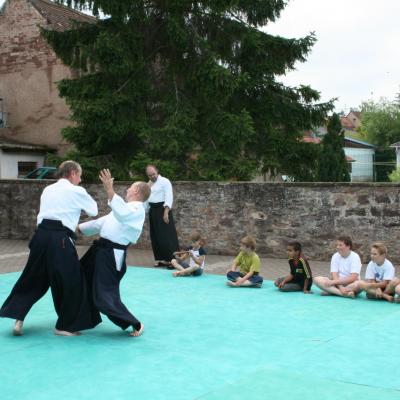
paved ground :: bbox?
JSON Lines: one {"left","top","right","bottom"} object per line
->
{"left": 0, "top": 238, "right": 335, "bottom": 279}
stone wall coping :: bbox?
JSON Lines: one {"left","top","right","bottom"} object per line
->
{"left": 2, "top": 179, "right": 400, "bottom": 188}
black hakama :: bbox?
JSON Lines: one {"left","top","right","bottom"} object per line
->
{"left": 81, "top": 238, "right": 141, "bottom": 331}
{"left": 0, "top": 219, "right": 100, "bottom": 331}
{"left": 149, "top": 202, "right": 179, "bottom": 262}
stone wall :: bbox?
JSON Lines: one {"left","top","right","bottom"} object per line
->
{"left": 1, "top": 180, "right": 400, "bottom": 262}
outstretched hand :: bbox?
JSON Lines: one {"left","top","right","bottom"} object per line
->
{"left": 99, "top": 169, "right": 115, "bottom": 200}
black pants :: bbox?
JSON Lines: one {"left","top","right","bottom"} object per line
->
{"left": 0, "top": 220, "right": 100, "bottom": 331}
{"left": 81, "top": 238, "right": 141, "bottom": 331}
{"left": 149, "top": 202, "right": 179, "bottom": 261}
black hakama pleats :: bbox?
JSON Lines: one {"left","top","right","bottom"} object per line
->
{"left": 81, "top": 238, "right": 141, "bottom": 331}
{"left": 149, "top": 202, "right": 179, "bottom": 262}
{"left": 0, "top": 219, "right": 100, "bottom": 331}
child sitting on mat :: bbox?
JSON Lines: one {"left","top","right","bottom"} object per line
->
{"left": 171, "top": 232, "right": 206, "bottom": 277}
{"left": 274, "top": 242, "right": 313, "bottom": 294}
{"left": 226, "top": 236, "right": 263, "bottom": 287}
{"left": 345, "top": 243, "right": 395, "bottom": 301}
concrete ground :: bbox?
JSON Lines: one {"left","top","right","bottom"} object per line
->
{"left": 0, "top": 238, "right": 337, "bottom": 279}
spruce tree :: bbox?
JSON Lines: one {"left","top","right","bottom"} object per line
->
{"left": 318, "top": 113, "right": 350, "bottom": 182}
{"left": 43, "top": 0, "right": 333, "bottom": 181}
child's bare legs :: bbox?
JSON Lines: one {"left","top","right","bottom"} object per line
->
{"left": 345, "top": 281, "right": 363, "bottom": 298}
{"left": 171, "top": 259, "right": 185, "bottom": 276}
{"left": 313, "top": 276, "right": 343, "bottom": 296}
{"left": 365, "top": 287, "right": 384, "bottom": 300}
{"left": 174, "top": 265, "right": 200, "bottom": 277}
{"left": 314, "top": 276, "right": 356, "bottom": 298}
{"left": 356, "top": 280, "right": 384, "bottom": 299}
{"left": 382, "top": 278, "right": 400, "bottom": 302}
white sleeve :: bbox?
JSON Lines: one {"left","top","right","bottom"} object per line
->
{"left": 350, "top": 253, "right": 362, "bottom": 274}
{"left": 364, "top": 262, "right": 375, "bottom": 280}
{"left": 75, "top": 187, "right": 98, "bottom": 217}
{"left": 163, "top": 179, "right": 173, "bottom": 209}
{"left": 330, "top": 253, "right": 339, "bottom": 273}
{"left": 79, "top": 215, "right": 107, "bottom": 236}
{"left": 109, "top": 194, "right": 144, "bottom": 225}
{"left": 383, "top": 261, "right": 395, "bottom": 280}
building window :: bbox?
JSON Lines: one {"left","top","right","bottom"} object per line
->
{"left": 18, "top": 161, "right": 37, "bottom": 177}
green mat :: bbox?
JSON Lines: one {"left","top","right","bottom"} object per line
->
{"left": 1, "top": 268, "right": 399, "bottom": 400}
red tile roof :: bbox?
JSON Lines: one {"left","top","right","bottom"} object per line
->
{"left": 29, "top": 0, "right": 96, "bottom": 31}
{"left": 303, "top": 136, "right": 321, "bottom": 144}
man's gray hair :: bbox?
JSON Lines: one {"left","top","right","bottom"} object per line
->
{"left": 58, "top": 160, "right": 82, "bottom": 178}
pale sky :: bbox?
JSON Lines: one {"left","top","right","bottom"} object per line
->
{"left": 2, "top": 0, "right": 399, "bottom": 112}
{"left": 266, "top": 0, "right": 400, "bottom": 112}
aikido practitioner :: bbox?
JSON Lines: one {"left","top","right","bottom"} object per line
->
{"left": 78, "top": 169, "right": 151, "bottom": 337}
{"left": 0, "top": 161, "right": 99, "bottom": 336}
{"left": 146, "top": 164, "right": 179, "bottom": 266}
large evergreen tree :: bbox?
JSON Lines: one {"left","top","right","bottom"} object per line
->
{"left": 318, "top": 113, "right": 350, "bottom": 182}
{"left": 43, "top": 0, "right": 333, "bottom": 181}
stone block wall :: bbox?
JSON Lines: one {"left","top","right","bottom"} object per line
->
{"left": 1, "top": 180, "right": 400, "bottom": 263}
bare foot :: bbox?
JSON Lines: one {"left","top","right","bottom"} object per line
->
{"left": 130, "top": 323, "right": 144, "bottom": 337}
{"left": 226, "top": 281, "right": 236, "bottom": 287}
{"left": 382, "top": 293, "right": 394, "bottom": 302}
{"left": 346, "top": 291, "right": 355, "bottom": 299}
{"left": 54, "top": 329, "right": 81, "bottom": 336}
{"left": 172, "top": 271, "right": 180, "bottom": 277}
{"left": 13, "top": 320, "right": 23, "bottom": 336}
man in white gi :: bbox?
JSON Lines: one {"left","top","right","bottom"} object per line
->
{"left": 146, "top": 164, "right": 179, "bottom": 267}
{"left": 79, "top": 169, "right": 150, "bottom": 337}
{"left": 0, "top": 161, "right": 99, "bottom": 336}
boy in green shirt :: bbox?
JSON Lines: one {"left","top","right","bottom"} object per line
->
{"left": 226, "top": 236, "right": 263, "bottom": 288}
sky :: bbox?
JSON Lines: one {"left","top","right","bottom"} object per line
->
{"left": 266, "top": 0, "right": 400, "bottom": 112}
{"left": 1, "top": 0, "right": 399, "bottom": 113}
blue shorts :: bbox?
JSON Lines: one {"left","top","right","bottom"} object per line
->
{"left": 179, "top": 261, "right": 203, "bottom": 276}
{"left": 227, "top": 271, "right": 263, "bottom": 286}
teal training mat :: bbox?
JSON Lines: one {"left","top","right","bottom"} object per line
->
{"left": 1, "top": 267, "right": 399, "bottom": 400}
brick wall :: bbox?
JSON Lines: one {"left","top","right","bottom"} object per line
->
{"left": 1, "top": 179, "right": 400, "bottom": 262}
{"left": 0, "top": 0, "right": 72, "bottom": 152}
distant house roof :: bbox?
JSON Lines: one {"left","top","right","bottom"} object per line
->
{"left": 390, "top": 141, "right": 400, "bottom": 148}
{"left": 29, "top": 0, "right": 96, "bottom": 31}
{"left": 0, "top": 137, "right": 55, "bottom": 152}
{"left": 347, "top": 110, "right": 361, "bottom": 120}
{"left": 340, "top": 116, "right": 354, "bottom": 129}
{"left": 303, "top": 136, "right": 321, "bottom": 144}
{"left": 344, "top": 137, "right": 376, "bottom": 149}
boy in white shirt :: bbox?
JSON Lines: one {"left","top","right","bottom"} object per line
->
{"left": 314, "top": 236, "right": 362, "bottom": 298}
{"left": 346, "top": 243, "right": 395, "bottom": 300}
{"left": 171, "top": 233, "right": 206, "bottom": 277}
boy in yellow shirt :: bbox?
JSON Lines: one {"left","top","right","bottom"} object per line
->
{"left": 226, "top": 236, "right": 263, "bottom": 288}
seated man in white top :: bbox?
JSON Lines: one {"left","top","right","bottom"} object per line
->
{"left": 0, "top": 161, "right": 98, "bottom": 336}
{"left": 314, "top": 236, "right": 362, "bottom": 298}
{"left": 79, "top": 169, "right": 150, "bottom": 337}
{"left": 345, "top": 242, "right": 395, "bottom": 300}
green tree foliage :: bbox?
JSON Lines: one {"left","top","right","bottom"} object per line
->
{"left": 359, "top": 99, "right": 400, "bottom": 147}
{"left": 318, "top": 113, "right": 350, "bottom": 182}
{"left": 374, "top": 148, "right": 395, "bottom": 182}
{"left": 43, "top": 0, "right": 333, "bottom": 181}
{"left": 389, "top": 167, "right": 400, "bottom": 182}
{"left": 389, "top": 168, "right": 400, "bottom": 183}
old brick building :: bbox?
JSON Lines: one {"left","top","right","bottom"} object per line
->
{"left": 0, "top": 0, "right": 95, "bottom": 155}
